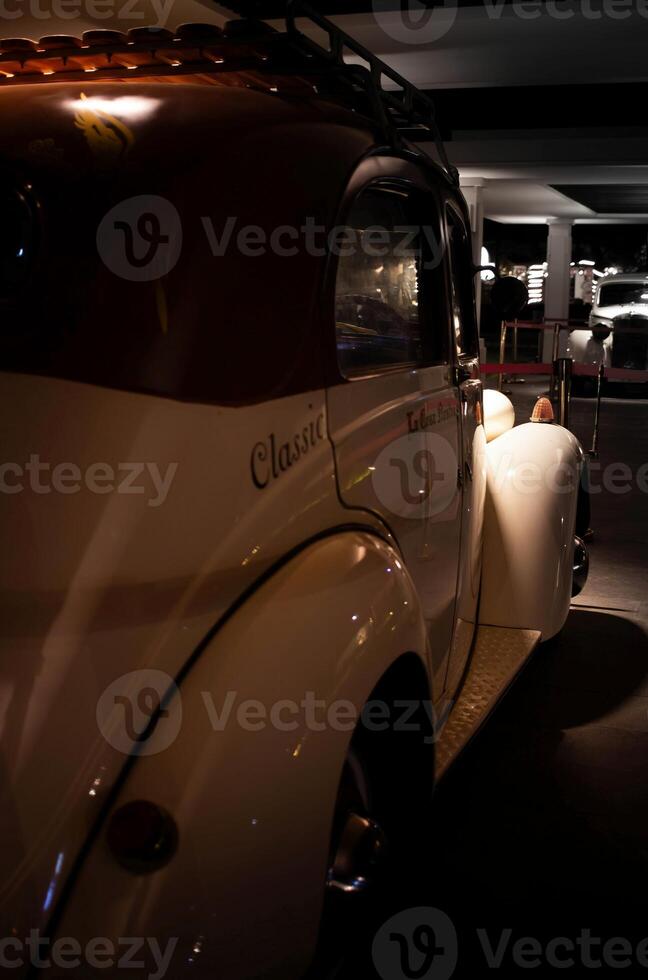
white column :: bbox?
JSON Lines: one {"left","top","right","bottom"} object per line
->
{"left": 543, "top": 218, "right": 573, "bottom": 360}
{"left": 461, "top": 179, "right": 485, "bottom": 328}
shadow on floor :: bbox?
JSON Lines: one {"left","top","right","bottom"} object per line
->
{"left": 427, "top": 611, "right": 648, "bottom": 952}
{"left": 338, "top": 611, "right": 648, "bottom": 977}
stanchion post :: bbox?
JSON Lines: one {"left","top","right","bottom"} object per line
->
{"left": 550, "top": 322, "right": 561, "bottom": 398}
{"left": 498, "top": 319, "right": 506, "bottom": 392}
{"left": 510, "top": 319, "right": 520, "bottom": 383}
{"left": 552, "top": 322, "right": 561, "bottom": 362}
{"left": 591, "top": 362, "right": 604, "bottom": 457}
{"left": 577, "top": 360, "right": 604, "bottom": 541}
{"left": 555, "top": 356, "right": 572, "bottom": 430}
{"left": 513, "top": 322, "right": 518, "bottom": 364}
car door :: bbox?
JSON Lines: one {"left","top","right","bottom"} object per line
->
{"left": 327, "top": 176, "right": 463, "bottom": 696}
{"left": 442, "top": 201, "right": 487, "bottom": 695}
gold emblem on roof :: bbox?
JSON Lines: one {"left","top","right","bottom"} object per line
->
{"left": 75, "top": 92, "right": 135, "bottom": 162}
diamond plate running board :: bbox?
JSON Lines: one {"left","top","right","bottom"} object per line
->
{"left": 434, "top": 625, "right": 541, "bottom": 780}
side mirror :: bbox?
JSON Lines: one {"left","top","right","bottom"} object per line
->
{"left": 489, "top": 276, "right": 529, "bottom": 318}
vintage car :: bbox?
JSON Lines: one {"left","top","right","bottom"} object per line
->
{"left": 0, "top": 7, "right": 587, "bottom": 979}
{"left": 566, "top": 273, "right": 648, "bottom": 387}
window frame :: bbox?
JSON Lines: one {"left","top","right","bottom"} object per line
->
{"left": 332, "top": 175, "right": 450, "bottom": 382}
{"left": 443, "top": 201, "right": 480, "bottom": 363}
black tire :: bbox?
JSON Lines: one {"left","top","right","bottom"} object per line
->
{"left": 310, "top": 666, "right": 435, "bottom": 978}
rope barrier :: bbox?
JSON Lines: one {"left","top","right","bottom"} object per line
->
{"left": 480, "top": 363, "right": 552, "bottom": 375}
{"left": 503, "top": 320, "right": 647, "bottom": 334}
{"left": 480, "top": 362, "right": 648, "bottom": 382}
{"left": 502, "top": 320, "right": 579, "bottom": 331}
{"left": 492, "top": 319, "right": 648, "bottom": 387}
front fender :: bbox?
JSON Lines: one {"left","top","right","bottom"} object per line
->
{"left": 479, "top": 422, "right": 584, "bottom": 640}
{"left": 55, "top": 530, "right": 429, "bottom": 980}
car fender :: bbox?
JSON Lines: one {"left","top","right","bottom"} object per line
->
{"left": 54, "top": 530, "right": 430, "bottom": 980}
{"left": 566, "top": 326, "right": 613, "bottom": 364}
{"left": 479, "top": 422, "right": 584, "bottom": 639}
{"left": 562, "top": 327, "right": 585, "bottom": 359}
{"left": 482, "top": 389, "right": 515, "bottom": 443}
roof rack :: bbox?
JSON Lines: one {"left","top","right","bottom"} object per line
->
{"left": 286, "top": 2, "right": 458, "bottom": 184}
{"left": 0, "top": 1, "right": 458, "bottom": 184}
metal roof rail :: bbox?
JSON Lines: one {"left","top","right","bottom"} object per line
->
{"left": 285, "top": 0, "right": 459, "bottom": 184}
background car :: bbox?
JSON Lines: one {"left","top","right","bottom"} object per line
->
{"left": 567, "top": 273, "right": 648, "bottom": 390}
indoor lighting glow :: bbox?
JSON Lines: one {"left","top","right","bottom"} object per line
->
{"left": 527, "top": 262, "right": 547, "bottom": 304}
{"left": 64, "top": 95, "right": 161, "bottom": 120}
{"left": 480, "top": 246, "right": 495, "bottom": 281}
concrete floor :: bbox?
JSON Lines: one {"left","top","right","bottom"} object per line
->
{"left": 349, "top": 381, "right": 648, "bottom": 977}
{"left": 432, "top": 382, "right": 648, "bottom": 967}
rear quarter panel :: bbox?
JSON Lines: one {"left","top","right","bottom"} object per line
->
{"left": 54, "top": 531, "right": 430, "bottom": 980}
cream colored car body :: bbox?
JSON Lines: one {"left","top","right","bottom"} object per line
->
{"left": 0, "top": 373, "right": 582, "bottom": 980}
{"left": 0, "top": 72, "right": 585, "bottom": 980}
{"left": 590, "top": 273, "right": 648, "bottom": 327}
{"left": 565, "top": 273, "right": 648, "bottom": 369}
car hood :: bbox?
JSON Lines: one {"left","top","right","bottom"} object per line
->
{"left": 0, "top": 372, "right": 339, "bottom": 947}
{"left": 594, "top": 302, "right": 648, "bottom": 321}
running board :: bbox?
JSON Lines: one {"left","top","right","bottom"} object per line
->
{"left": 434, "top": 625, "right": 541, "bottom": 780}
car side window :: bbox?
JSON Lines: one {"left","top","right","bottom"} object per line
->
{"left": 335, "top": 185, "right": 439, "bottom": 378}
{"left": 446, "top": 206, "right": 478, "bottom": 359}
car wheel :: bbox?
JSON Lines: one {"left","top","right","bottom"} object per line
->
{"left": 326, "top": 743, "right": 387, "bottom": 896}
{"left": 311, "top": 681, "right": 434, "bottom": 978}
{"left": 309, "top": 740, "right": 386, "bottom": 979}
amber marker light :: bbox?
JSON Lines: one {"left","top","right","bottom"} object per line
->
{"left": 530, "top": 396, "right": 554, "bottom": 423}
